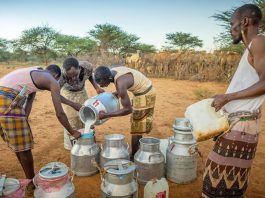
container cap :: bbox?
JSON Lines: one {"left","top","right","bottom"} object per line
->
{"left": 39, "top": 162, "right": 68, "bottom": 179}
{"left": 81, "top": 133, "right": 94, "bottom": 139}
{"left": 173, "top": 118, "right": 191, "bottom": 131}
{"left": 104, "top": 159, "right": 136, "bottom": 175}
{"left": 105, "top": 134, "right": 125, "bottom": 141}
{"left": 3, "top": 178, "right": 20, "bottom": 195}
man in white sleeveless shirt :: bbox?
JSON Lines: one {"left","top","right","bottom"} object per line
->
{"left": 203, "top": 4, "right": 265, "bottom": 198}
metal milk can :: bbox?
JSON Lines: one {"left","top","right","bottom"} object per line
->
{"left": 101, "top": 159, "right": 138, "bottom": 198}
{"left": 33, "top": 162, "right": 75, "bottom": 198}
{"left": 166, "top": 118, "right": 198, "bottom": 184}
{"left": 71, "top": 133, "right": 100, "bottom": 176}
{"left": 134, "top": 137, "right": 165, "bottom": 185}
{"left": 100, "top": 134, "right": 130, "bottom": 167}
{"left": 79, "top": 92, "right": 120, "bottom": 125}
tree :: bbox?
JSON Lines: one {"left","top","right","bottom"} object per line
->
{"left": 212, "top": 0, "right": 265, "bottom": 53}
{"left": 18, "top": 25, "right": 58, "bottom": 64}
{"left": 165, "top": 32, "right": 203, "bottom": 50}
{"left": 134, "top": 43, "right": 156, "bottom": 53}
{"left": 55, "top": 34, "right": 97, "bottom": 57}
{"left": 0, "top": 38, "right": 11, "bottom": 63}
{"left": 88, "top": 23, "right": 142, "bottom": 55}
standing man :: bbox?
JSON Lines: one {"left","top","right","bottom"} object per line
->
{"left": 59, "top": 57, "right": 104, "bottom": 150}
{"left": 94, "top": 66, "right": 156, "bottom": 159}
{"left": 0, "top": 65, "right": 82, "bottom": 196}
{"left": 203, "top": 4, "right": 265, "bottom": 198}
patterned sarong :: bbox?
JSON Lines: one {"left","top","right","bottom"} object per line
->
{"left": 0, "top": 86, "right": 33, "bottom": 152}
{"left": 130, "top": 88, "right": 156, "bottom": 134}
{"left": 202, "top": 113, "right": 261, "bottom": 198}
{"left": 61, "top": 88, "right": 88, "bottom": 147}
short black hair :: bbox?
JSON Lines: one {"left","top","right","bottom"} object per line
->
{"left": 94, "top": 66, "right": 112, "bottom": 83}
{"left": 63, "top": 57, "right": 79, "bottom": 71}
{"left": 46, "top": 64, "right": 61, "bottom": 78}
{"left": 236, "top": 4, "right": 262, "bottom": 25}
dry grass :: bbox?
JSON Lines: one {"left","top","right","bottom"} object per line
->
{"left": 193, "top": 88, "right": 213, "bottom": 100}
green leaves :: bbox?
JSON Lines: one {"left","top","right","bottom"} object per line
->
{"left": 165, "top": 32, "right": 203, "bottom": 51}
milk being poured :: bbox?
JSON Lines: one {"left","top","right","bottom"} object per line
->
{"left": 84, "top": 120, "right": 94, "bottom": 134}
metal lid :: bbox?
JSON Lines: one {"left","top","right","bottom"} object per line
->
{"left": 39, "top": 162, "right": 68, "bottom": 179}
{"left": 104, "top": 159, "right": 136, "bottom": 175}
{"left": 173, "top": 118, "right": 191, "bottom": 131}
{"left": 105, "top": 134, "right": 125, "bottom": 141}
{"left": 3, "top": 178, "right": 20, "bottom": 195}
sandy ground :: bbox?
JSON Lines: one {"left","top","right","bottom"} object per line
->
{"left": 0, "top": 67, "right": 265, "bottom": 198}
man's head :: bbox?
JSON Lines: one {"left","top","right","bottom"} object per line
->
{"left": 231, "top": 4, "right": 262, "bottom": 44}
{"left": 46, "top": 64, "right": 61, "bottom": 81}
{"left": 63, "top": 57, "right": 80, "bottom": 80}
{"left": 94, "top": 66, "right": 113, "bottom": 87}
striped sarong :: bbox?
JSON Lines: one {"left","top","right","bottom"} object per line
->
{"left": 202, "top": 114, "right": 260, "bottom": 198}
{"left": 61, "top": 88, "right": 88, "bottom": 149}
{"left": 130, "top": 88, "right": 156, "bottom": 134}
{"left": 0, "top": 86, "right": 33, "bottom": 152}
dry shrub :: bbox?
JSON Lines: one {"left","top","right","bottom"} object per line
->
{"left": 125, "top": 51, "right": 240, "bottom": 82}
{"left": 193, "top": 88, "right": 213, "bottom": 100}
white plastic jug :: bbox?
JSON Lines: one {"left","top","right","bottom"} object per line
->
{"left": 185, "top": 98, "right": 229, "bottom": 141}
{"left": 144, "top": 178, "right": 169, "bottom": 198}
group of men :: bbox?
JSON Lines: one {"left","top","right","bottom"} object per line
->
{"left": 0, "top": 3, "right": 265, "bottom": 198}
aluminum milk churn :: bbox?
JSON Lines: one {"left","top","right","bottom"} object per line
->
{"left": 166, "top": 118, "right": 198, "bottom": 184}
{"left": 79, "top": 92, "right": 120, "bottom": 125}
{"left": 100, "top": 134, "right": 130, "bottom": 167}
{"left": 71, "top": 133, "right": 100, "bottom": 176}
{"left": 134, "top": 137, "right": 165, "bottom": 185}
{"left": 101, "top": 159, "right": 138, "bottom": 198}
{"left": 33, "top": 162, "right": 75, "bottom": 198}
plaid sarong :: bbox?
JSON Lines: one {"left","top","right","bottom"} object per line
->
{"left": 202, "top": 113, "right": 260, "bottom": 198}
{"left": 130, "top": 88, "right": 156, "bottom": 134}
{"left": 0, "top": 86, "right": 33, "bottom": 152}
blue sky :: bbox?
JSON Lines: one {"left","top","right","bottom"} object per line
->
{"left": 0, "top": 0, "right": 250, "bottom": 51}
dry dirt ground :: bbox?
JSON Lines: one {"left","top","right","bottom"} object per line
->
{"left": 0, "top": 67, "right": 265, "bottom": 198}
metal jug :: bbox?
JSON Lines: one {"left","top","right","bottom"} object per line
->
{"left": 101, "top": 159, "right": 138, "bottom": 198}
{"left": 134, "top": 137, "right": 165, "bottom": 185}
{"left": 71, "top": 133, "right": 100, "bottom": 176}
{"left": 166, "top": 118, "right": 198, "bottom": 184}
{"left": 33, "top": 162, "right": 75, "bottom": 198}
{"left": 100, "top": 134, "right": 130, "bottom": 167}
{"left": 79, "top": 92, "right": 120, "bottom": 125}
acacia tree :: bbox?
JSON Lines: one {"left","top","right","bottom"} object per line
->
{"left": 0, "top": 38, "right": 11, "bottom": 62}
{"left": 88, "top": 23, "right": 155, "bottom": 55}
{"left": 18, "top": 25, "right": 58, "bottom": 64}
{"left": 165, "top": 32, "right": 203, "bottom": 50}
{"left": 55, "top": 34, "right": 97, "bottom": 57}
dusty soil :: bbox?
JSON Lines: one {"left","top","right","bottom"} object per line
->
{"left": 0, "top": 67, "right": 265, "bottom": 198}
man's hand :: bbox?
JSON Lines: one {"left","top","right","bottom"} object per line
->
{"left": 72, "top": 102, "right": 82, "bottom": 111}
{"left": 70, "top": 130, "right": 81, "bottom": 139}
{"left": 98, "top": 111, "right": 108, "bottom": 120}
{"left": 211, "top": 94, "right": 231, "bottom": 112}
{"left": 96, "top": 88, "right": 105, "bottom": 94}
